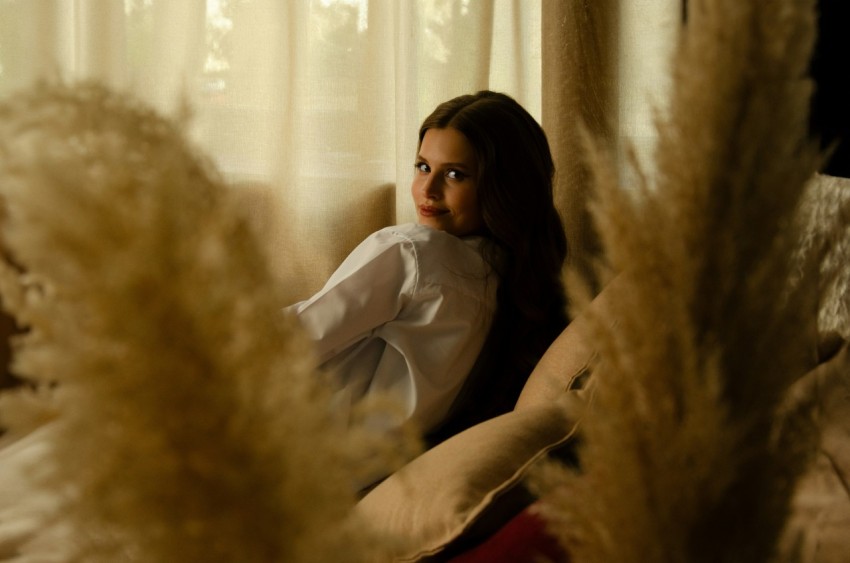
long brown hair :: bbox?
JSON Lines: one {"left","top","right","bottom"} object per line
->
{"left": 420, "top": 91, "right": 569, "bottom": 442}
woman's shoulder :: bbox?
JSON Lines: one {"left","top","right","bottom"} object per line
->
{"left": 372, "top": 223, "right": 447, "bottom": 243}
{"left": 372, "top": 223, "right": 480, "bottom": 249}
{"left": 372, "top": 224, "right": 493, "bottom": 280}
{"left": 371, "top": 224, "right": 486, "bottom": 261}
{"left": 343, "top": 224, "right": 458, "bottom": 269}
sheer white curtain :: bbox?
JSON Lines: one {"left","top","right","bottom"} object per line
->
{"left": 0, "top": 0, "right": 681, "bottom": 299}
{"left": 0, "top": 0, "right": 544, "bottom": 298}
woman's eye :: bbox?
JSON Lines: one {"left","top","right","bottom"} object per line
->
{"left": 415, "top": 162, "right": 430, "bottom": 174}
{"left": 446, "top": 169, "right": 466, "bottom": 181}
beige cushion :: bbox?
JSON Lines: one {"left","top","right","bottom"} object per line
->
{"left": 515, "top": 313, "right": 595, "bottom": 409}
{"left": 355, "top": 402, "right": 579, "bottom": 561}
{"left": 515, "top": 274, "right": 636, "bottom": 410}
{"left": 781, "top": 344, "right": 850, "bottom": 562}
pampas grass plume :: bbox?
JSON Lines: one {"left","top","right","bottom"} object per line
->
{"left": 0, "top": 82, "right": 400, "bottom": 562}
{"left": 535, "top": 1, "right": 826, "bottom": 562}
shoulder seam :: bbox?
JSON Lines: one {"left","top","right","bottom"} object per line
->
{"left": 385, "top": 228, "right": 420, "bottom": 297}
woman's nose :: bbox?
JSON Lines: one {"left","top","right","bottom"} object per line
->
{"left": 421, "top": 173, "right": 443, "bottom": 200}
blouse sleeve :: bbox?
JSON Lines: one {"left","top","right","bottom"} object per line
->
{"left": 286, "top": 229, "right": 417, "bottom": 364}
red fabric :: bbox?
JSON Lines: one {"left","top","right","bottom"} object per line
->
{"left": 448, "top": 502, "right": 569, "bottom": 563}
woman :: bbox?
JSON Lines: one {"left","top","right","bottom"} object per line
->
{"left": 288, "top": 91, "right": 568, "bottom": 445}
{"left": 420, "top": 91, "right": 569, "bottom": 444}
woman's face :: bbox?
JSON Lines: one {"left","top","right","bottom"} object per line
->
{"left": 411, "top": 127, "right": 484, "bottom": 237}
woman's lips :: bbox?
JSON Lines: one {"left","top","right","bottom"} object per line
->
{"left": 418, "top": 205, "right": 448, "bottom": 217}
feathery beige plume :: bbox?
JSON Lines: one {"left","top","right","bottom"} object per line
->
{"left": 0, "top": 82, "right": 403, "bottom": 562}
{"left": 535, "top": 1, "right": 827, "bottom": 562}
{"left": 797, "top": 173, "right": 850, "bottom": 339}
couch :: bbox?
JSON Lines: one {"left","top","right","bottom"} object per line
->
{"left": 354, "top": 238, "right": 850, "bottom": 561}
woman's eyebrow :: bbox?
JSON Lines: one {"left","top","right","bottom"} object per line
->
{"left": 425, "top": 160, "right": 474, "bottom": 169}
{"left": 416, "top": 154, "right": 476, "bottom": 170}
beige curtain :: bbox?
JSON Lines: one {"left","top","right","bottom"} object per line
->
{"left": 0, "top": 0, "right": 545, "bottom": 300}
{"left": 0, "top": 0, "right": 679, "bottom": 302}
{"left": 542, "top": 0, "right": 618, "bottom": 295}
{"left": 542, "top": 0, "right": 681, "bottom": 296}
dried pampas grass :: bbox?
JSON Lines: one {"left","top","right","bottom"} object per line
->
{"left": 535, "top": 1, "right": 827, "bottom": 562}
{"left": 0, "top": 82, "right": 400, "bottom": 562}
{"left": 797, "top": 173, "right": 850, "bottom": 339}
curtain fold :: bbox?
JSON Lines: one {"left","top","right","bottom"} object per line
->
{"left": 75, "top": 0, "right": 128, "bottom": 84}
{"left": 541, "top": 0, "right": 680, "bottom": 299}
{"left": 542, "top": 0, "right": 619, "bottom": 297}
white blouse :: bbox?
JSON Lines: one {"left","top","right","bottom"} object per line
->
{"left": 287, "top": 223, "right": 498, "bottom": 435}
